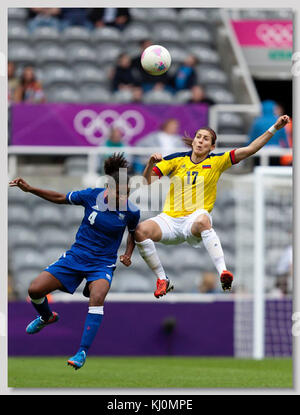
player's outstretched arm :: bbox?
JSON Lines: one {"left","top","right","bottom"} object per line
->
{"left": 234, "top": 115, "right": 290, "bottom": 164}
{"left": 119, "top": 232, "right": 135, "bottom": 267}
{"left": 9, "top": 177, "right": 68, "bottom": 204}
{"left": 143, "top": 153, "right": 163, "bottom": 184}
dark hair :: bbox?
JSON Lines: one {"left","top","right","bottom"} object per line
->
{"left": 182, "top": 127, "right": 217, "bottom": 148}
{"left": 104, "top": 152, "right": 129, "bottom": 184}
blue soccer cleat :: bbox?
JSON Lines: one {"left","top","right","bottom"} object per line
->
{"left": 26, "top": 312, "right": 59, "bottom": 334}
{"left": 67, "top": 350, "right": 87, "bottom": 370}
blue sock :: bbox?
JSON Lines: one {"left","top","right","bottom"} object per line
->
{"left": 31, "top": 296, "right": 53, "bottom": 322}
{"left": 78, "top": 307, "right": 104, "bottom": 355}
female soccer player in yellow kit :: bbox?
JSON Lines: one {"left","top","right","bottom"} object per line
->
{"left": 134, "top": 114, "right": 290, "bottom": 297}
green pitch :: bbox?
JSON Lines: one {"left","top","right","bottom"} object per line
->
{"left": 8, "top": 356, "right": 292, "bottom": 389}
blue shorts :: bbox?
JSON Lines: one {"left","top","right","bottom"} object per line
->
{"left": 44, "top": 252, "right": 116, "bottom": 294}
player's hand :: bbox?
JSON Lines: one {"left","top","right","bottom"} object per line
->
{"left": 8, "top": 177, "right": 31, "bottom": 192}
{"left": 120, "top": 254, "right": 132, "bottom": 267}
{"left": 149, "top": 153, "right": 163, "bottom": 165}
{"left": 274, "top": 115, "right": 290, "bottom": 130}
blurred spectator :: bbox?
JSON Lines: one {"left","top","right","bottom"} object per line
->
{"left": 274, "top": 244, "right": 292, "bottom": 295}
{"left": 173, "top": 55, "right": 198, "bottom": 91}
{"left": 8, "top": 273, "right": 17, "bottom": 301}
{"left": 60, "top": 8, "right": 93, "bottom": 30}
{"left": 131, "top": 39, "right": 173, "bottom": 93}
{"left": 133, "top": 118, "right": 183, "bottom": 173}
{"left": 88, "top": 8, "right": 130, "bottom": 30}
{"left": 8, "top": 61, "right": 20, "bottom": 106}
{"left": 248, "top": 100, "right": 288, "bottom": 147}
{"left": 110, "top": 53, "right": 135, "bottom": 92}
{"left": 188, "top": 85, "right": 215, "bottom": 105}
{"left": 15, "top": 66, "right": 46, "bottom": 103}
{"left": 28, "top": 8, "right": 61, "bottom": 32}
{"left": 198, "top": 272, "right": 219, "bottom": 293}
{"left": 132, "top": 86, "right": 143, "bottom": 103}
{"left": 98, "top": 127, "right": 125, "bottom": 173}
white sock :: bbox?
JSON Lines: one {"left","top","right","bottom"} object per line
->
{"left": 88, "top": 306, "right": 104, "bottom": 315}
{"left": 201, "top": 228, "right": 226, "bottom": 276}
{"left": 135, "top": 239, "right": 167, "bottom": 280}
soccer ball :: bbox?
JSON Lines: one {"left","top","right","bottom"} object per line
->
{"left": 141, "top": 45, "right": 171, "bottom": 76}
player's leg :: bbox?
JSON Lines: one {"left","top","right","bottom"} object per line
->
{"left": 191, "top": 214, "right": 233, "bottom": 291}
{"left": 26, "top": 271, "right": 63, "bottom": 333}
{"left": 134, "top": 219, "right": 174, "bottom": 298}
{"left": 68, "top": 279, "right": 110, "bottom": 370}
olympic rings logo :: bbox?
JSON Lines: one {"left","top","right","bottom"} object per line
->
{"left": 73, "top": 109, "right": 145, "bottom": 145}
{"left": 256, "top": 23, "right": 293, "bottom": 47}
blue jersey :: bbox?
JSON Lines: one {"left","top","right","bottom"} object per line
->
{"left": 65, "top": 187, "right": 140, "bottom": 267}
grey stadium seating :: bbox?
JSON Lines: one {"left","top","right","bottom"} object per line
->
{"left": 46, "top": 85, "right": 81, "bottom": 102}
{"left": 8, "top": 41, "right": 36, "bottom": 65}
{"left": 62, "top": 26, "right": 91, "bottom": 45}
{"left": 91, "top": 27, "right": 122, "bottom": 45}
{"left": 8, "top": 22, "right": 30, "bottom": 42}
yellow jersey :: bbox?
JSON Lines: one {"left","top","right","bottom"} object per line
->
{"left": 153, "top": 149, "right": 237, "bottom": 218}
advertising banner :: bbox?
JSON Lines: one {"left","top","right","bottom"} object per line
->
{"left": 10, "top": 103, "right": 209, "bottom": 147}
{"left": 231, "top": 20, "right": 293, "bottom": 77}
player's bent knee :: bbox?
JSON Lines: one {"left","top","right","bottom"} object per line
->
{"left": 28, "top": 282, "right": 44, "bottom": 300}
{"left": 134, "top": 222, "right": 152, "bottom": 241}
{"left": 193, "top": 215, "right": 211, "bottom": 234}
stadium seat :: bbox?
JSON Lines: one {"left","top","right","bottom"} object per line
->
{"left": 13, "top": 270, "right": 37, "bottom": 299}
{"left": 196, "top": 65, "right": 228, "bottom": 86}
{"left": 66, "top": 43, "right": 98, "bottom": 64}
{"left": 112, "top": 89, "right": 134, "bottom": 103}
{"left": 91, "top": 27, "right": 122, "bottom": 45}
{"left": 152, "top": 23, "right": 182, "bottom": 46}
{"left": 188, "top": 46, "right": 220, "bottom": 64}
{"left": 39, "top": 228, "right": 69, "bottom": 250}
{"left": 205, "top": 86, "right": 235, "bottom": 104}
{"left": 63, "top": 156, "right": 88, "bottom": 176}
{"left": 122, "top": 23, "right": 151, "bottom": 43}
{"left": 8, "top": 225, "right": 38, "bottom": 250}
{"left": 96, "top": 45, "right": 122, "bottom": 64}
{"left": 32, "top": 205, "right": 63, "bottom": 228}
{"left": 218, "top": 112, "right": 244, "bottom": 134}
{"left": 73, "top": 63, "right": 107, "bottom": 85}
{"left": 46, "top": 85, "right": 81, "bottom": 102}
{"left": 8, "top": 22, "right": 30, "bottom": 41}
{"left": 8, "top": 8, "right": 28, "bottom": 21}
{"left": 64, "top": 203, "right": 85, "bottom": 226}
{"left": 79, "top": 85, "right": 112, "bottom": 103}
{"left": 178, "top": 8, "right": 208, "bottom": 25}
{"left": 112, "top": 271, "right": 153, "bottom": 293}
{"left": 42, "top": 247, "right": 66, "bottom": 266}
{"left": 130, "top": 8, "right": 151, "bottom": 23}
{"left": 8, "top": 187, "right": 29, "bottom": 205}
{"left": 182, "top": 26, "right": 214, "bottom": 46}
{"left": 149, "top": 8, "right": 178, "bottom": 23}
{"left": 8, "top": 41, "right": 36, "bottom": 65}
{"left": 62, "top": 26, "right": 91, "bottom": 45}
{"left": 173, "top": 270, "right": 199, "bottom": 293}
{"left": 36, "top": 44, "right": 67, "bottom": 65}
{"left": 31, "top": 26, "right": 60, "bottom": 43}
{"left": 8, "top": 205, "right": 31, "bottom": 226}
{"left": 143, "top": 89, "right": 173, "bottom": 104}
{"left": 42, "top": 66, "right": 75, "bottom": 88}
{"left": 11, "top": 248, "right": 46, "bottom": 273}
{"left": 167, "top": 46, "right": 188, "bottom": 64}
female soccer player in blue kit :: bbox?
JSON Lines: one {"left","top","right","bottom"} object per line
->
{"left": 9, "top": 154, "right": 140, "bottom": 370}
